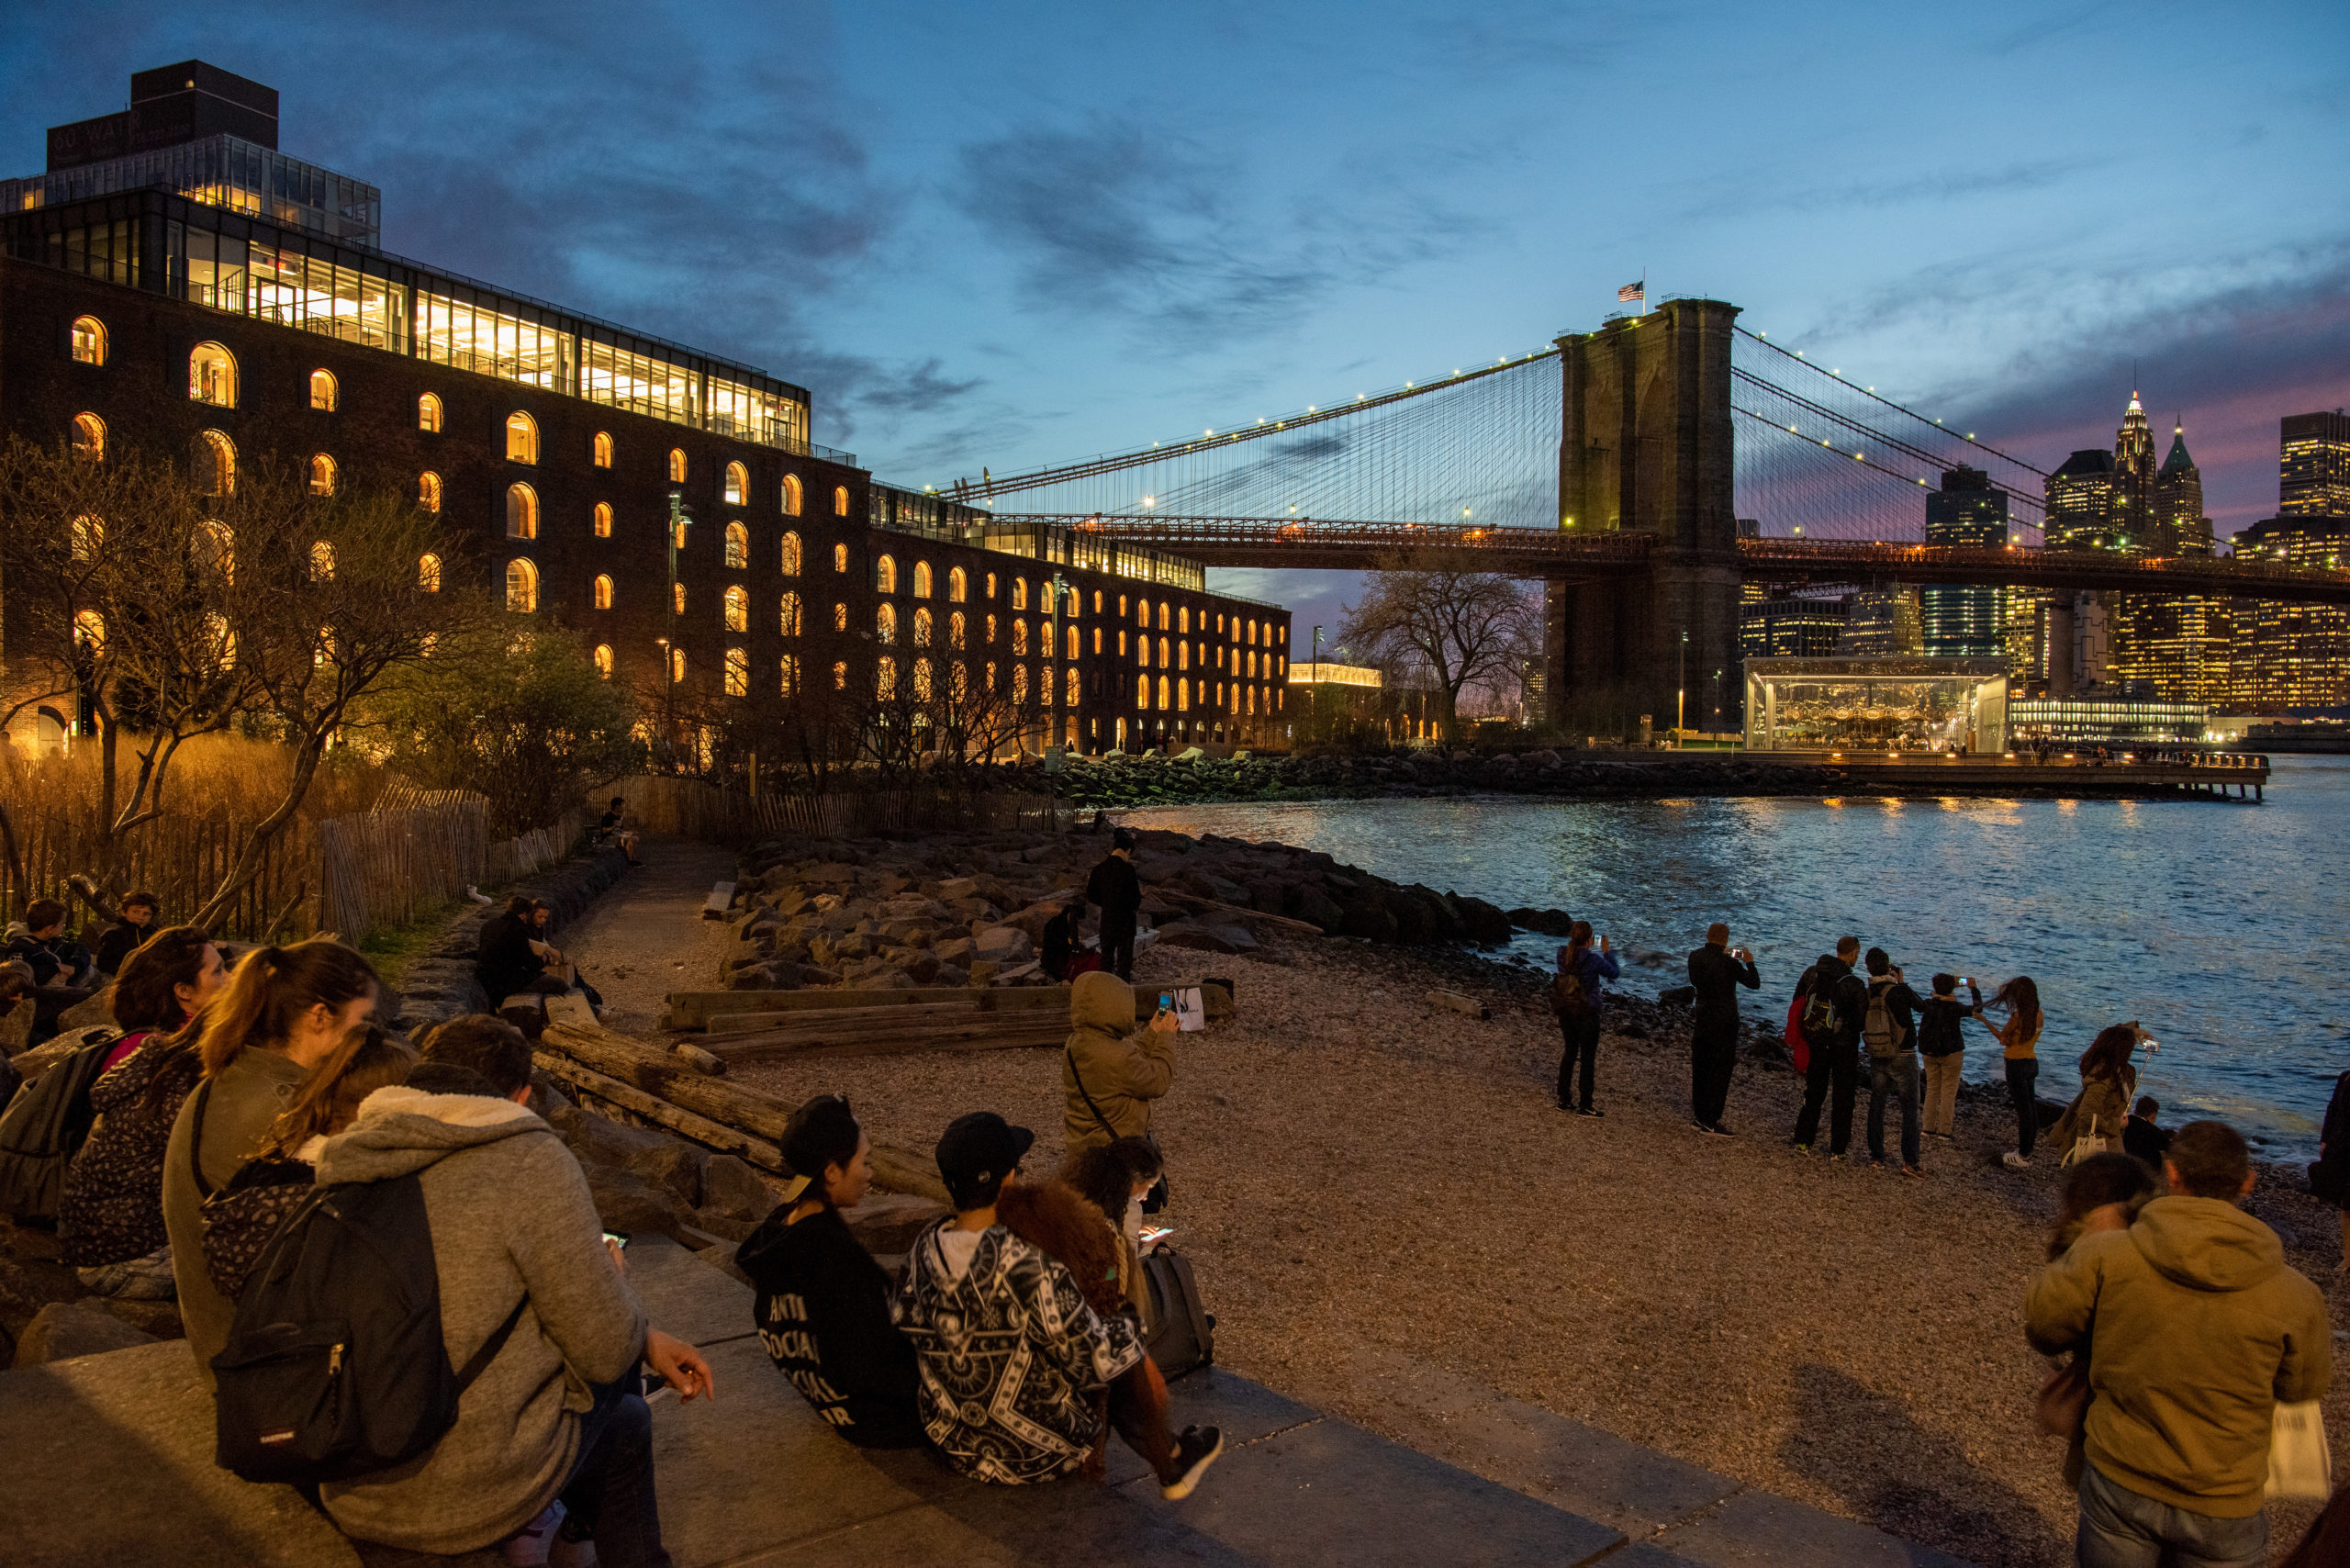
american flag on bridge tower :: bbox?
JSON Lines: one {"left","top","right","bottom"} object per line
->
{"left": 1617, "top": 280, "right": 1645, "bottom": 303}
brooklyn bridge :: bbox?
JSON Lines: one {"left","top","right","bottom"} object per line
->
{"left": 939, "top": 298, "right": 2350, "bottom": 727}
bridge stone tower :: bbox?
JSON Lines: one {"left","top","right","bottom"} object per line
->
{"left": 1545, "top": 297, "right": 1745, "bottom": 738}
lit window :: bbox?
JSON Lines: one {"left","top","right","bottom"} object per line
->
{"left": 667, "top": 449, "right": 687, "bottom": 483}
{"left": 987, "top": 613, "right": 999, "bottom": 644}
{"left": 913, "top": 658, "right": 934, "bottom": 700}
{"left": 506, "top": 483, "right": 539, "bottom": 540}
{"left": 1066, "top": 666, "right": 1081, "bottom": 708}
{"left": 74, "top": 610, "right": 106, "bottom": 655}
{"left": 833, "top": 485, "right": 850, "bottom": 517}
{"left": 1093, "top": 591, "right": 1103, "bottom": 614}
{"left": 1159, "top": 636, "right": 1171, "bottom": 668}
{"left": 878, "top": 603, "right": 898, "bottom": 644}
{"left": 71, "top": 412, "right": 105, "bottom": 460}
{"left": 1158, "top": 603, "right": 1170, "bottom": 632}
{"left": 592, "top": 431, "right": 613, "bottom": 468}
{"left": 673, "top": 582, "right": 688, "bottom": 615}
{"left": 593, "top": 644, "right": 613, "bottom": 679}
{"left": 1249, "top": 619, "right": 1259, "bottom": 644}
{"left": 949, "top": 610, "right": 967, "bottom": 650}
{"left": 188, "top": 342, "right": 237, "bottom": 407}
{"left": 780, "top": 654, "right": 800, "bottom": 695}
{"left": 724, "top": 462, "right": 747, "bottom": 506}
{"left": 70, "top": 515, "right": 103, "bottom": 562}
{"left": 1067, "top": 625, "right": 1080, "bottom": 661}
{"left": 724, "top": 521, "right": 748, "bottom": 569}
{"left": 418, "top": 553, "right": 442, "bottom": 592}
{"left": 877, "top": 655, "right": 898, "bottom": 699}
{"left": 1179, "top": 606, "right": 1190, "bottom": 634}
{"left": 1013, "top": 578, "right": 1029, "bottom": 611}
{"left": 506, "top": 557, "right": 539, "bottom": 612}
{"left": 309, "top": 541, "right": 337, "bottom": 580}
{"left": 1159, "top": 677, "right": 1173, "bottom": 710}
{"left": 201, "top": 521, "right": 235, "bottom": 581}
{"left": 724, "top": 585, "right": 749, "bottom": 632}
{"left": 833, "top": 543, "right": 848, "bottom": 574}
{"left": 724, "top": 647, "right": 749, "bottom": 697}
{"left": 782, "top": 474, "right": 803, "bottom": 516}
{"left": 1178, "top": 678, "right": 1190, "bottom": 711}
{"left": 913, "top": 607, "right": 934, "bottom": 647}
{"left": 912, "top": 561, "right": 934, "bottom": 599}
{"left": 834, "top": 601, "right": 847, "bottom": 632}
{"left": 594, "top": 574, "right": 614, "bottom": 610}
{"left": 781, "top": 531, "right": 802, "bottom": 576}
{"left": 70, "top": 316, "right": 106, "bottom": 365}
{"left": 671, "top": 648, "right": 687, "bottom": 683}
{"left": 1013, "top": 664, "right": 1029, "bottom": 704}
{"left": 418, "top": 471, "right": 442, "bottom": 512}
{"left": 948, "top": 566, "right": 968, "bottom": 602}
{"left": 1092, "top": 627, "right": 1102, "bottom": 655}
{"left": 672, "top": 516, "right": 689, "bottom": 550}
{"left": 833, "top": 660, "right": 848, "bottom": 689}
{"left": 1013, "top": 619, "right": 1029, "bottom": 655}
{"left": 1136, "top": 598, "right": 1149, "bottom": 625}
{"left": 1178, "top": 641, "right": 1189, "bottom": 670}
{"left": 418, "top": 393, "right": 442, "bottom": 432}
{"left": 781, "top": 591, "right": 803, "bottom": 635}
{"left": 309, "top": 369, "right": 338, "bottom": 411}
{"left": 1136, "top": 674, "right": 1149, "bottom": 708}
{"left": 987, "top": 573, "right": 998, "bottom": 599}
{"left": 309, "top": 454, "right": 338, "bottom": 496}
{"left": 593, "top": 501, "right": 612, "bottom": 538}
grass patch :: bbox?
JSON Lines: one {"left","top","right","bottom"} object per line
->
{"left": 359, "top": 896, "right": 464, "bottom": 989}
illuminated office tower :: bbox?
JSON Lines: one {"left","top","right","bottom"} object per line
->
{"left": 2113, "top": 419, "right": 2228, "bottom": 699}
{"left": 2045, "top": 448, "right": 2120, "bottom": 550}
{"left": 2229, "top": 511, "right": 2350, "bottom": 709}
{"left": 1919, "top": 465, "right": 2008, "bottom": 656}
{"left": 2279, "top": 411, "right": 2350, "bottom": 517}
{"left": 2156, "top": 420, "right": 2215, "bottom": 555}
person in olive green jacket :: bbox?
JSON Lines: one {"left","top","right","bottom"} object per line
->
{"left": 2026, "top": 1120, "right": 2331, "bottom": 1568}
{"left": 1061, "top": 970, "right": 1178, "bottom": 1153}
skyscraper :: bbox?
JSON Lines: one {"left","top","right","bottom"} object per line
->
{"left": 2113, "top": 391, "right": 2158, "bottom": 551}
{"left": 2279, "top": 411, "right": 2350, "bottom": 517}
{"left": 2046, "top": 447, "right": 2120, "bottom": 550}
{"left": 1920, "top": 465, "right": 2008, "bottom": 657}
{"left": 2155, "top": 420, "right": 2215, "bottom": 556}
{"left": 2221, "top": 412, "right": 2350, "bottom": 711}
{"left": 2113, "top": 418, "right": 2227, "bottom": 700}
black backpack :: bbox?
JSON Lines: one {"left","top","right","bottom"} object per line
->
{"left": 1799, "top": 973, "right": 1846, "bottom": 1049}
{"left": 208, "top": 1098, "right": 524, "bottom": 1485}
{"left": 1142, "top": 1246, "right": 1215, "bottom": 1380}
{"left": 0, "top": 1027, "right": 120, "bottom": 1222}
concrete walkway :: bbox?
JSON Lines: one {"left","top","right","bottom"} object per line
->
{"left": 0, "top": 1236, "right": 1974, "bottom": 1567}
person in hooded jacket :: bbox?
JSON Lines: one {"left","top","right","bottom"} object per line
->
{"left": 1084, "top": 829, "right": 1144, "bottom": 980}
{"left": 1062, "top": 970, "right": 1179, "bottom": 1154}
{"left": 316, "top": 1014, "right": 715, "bottom": 1565}
{"left": 734, "top": 1093, "right": 923, "bottom": 1449}
{"left": 2027, "top": 1120, "right": 2331, "bottom": 1568}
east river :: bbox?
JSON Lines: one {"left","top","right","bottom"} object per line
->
{"left": 1125, "top": 755, "right": 2350, "bottom": 1155}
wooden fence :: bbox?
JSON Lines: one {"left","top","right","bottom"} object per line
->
{"left": 316, "top": 800, "right": 588, "bottom": 944}
{"left": 606, "top": 776, "right": 1069, "bottom": 846}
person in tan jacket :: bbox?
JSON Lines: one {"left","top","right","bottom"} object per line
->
{"left": 1061, "top": 970, "right": 1178, "bottom": 1153}
{"left": 2026, "top": 1120, "right": 2331, "bottom": 1568}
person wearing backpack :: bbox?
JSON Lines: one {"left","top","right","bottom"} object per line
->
{"left": 1859, "top": 949, "right": 1926, "bottom": 1176}
{"left": 1553, "top": 923, "right": 1619, "bottom": 1117}
{"left": 294, "top": 1013, "right": 713, "bottom": 1563}
{"left": 162, "top": 940, "right": 383, "bottom": 1383}
{"left": 1686, "top": 923, "right": 1760, "bottom": 1137}
{"left": 1790, "top": 937, "right": 1868, "bottom": 1159}
{"left": 58, "top": 925, "right": 226, "bottom": 1297}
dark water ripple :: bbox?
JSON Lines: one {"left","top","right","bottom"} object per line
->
{"left": 1126, "top": 756, "right": 2350, "bottom": 1156}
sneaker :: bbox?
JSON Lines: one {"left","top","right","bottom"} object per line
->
{"left": 1702, "top": 1123, "right": 1734, "bottom": 1138}
{"left": 2002, "top": 1150, "right": 2031, "bottom": 1170}
{"left": 1790, "top": 1142, "right": 1812, "bottom": 1156}
{"left": 1161, "top": 1425, "right": 1225, "bottom": 1500}
{"left": 1690, "top": 1120, "right": 1714, "bottom": 1136}
{"left": 1575, "top": 1106, "right": 1606, "bottom": 1118}
{"left": 1900, "top": 1165, "right": 1925, "bottom": 1179}
{"left": 1826, "top": 1153, "right": 1847, "bottom": 1164}
{"left": 501, "top": 1502, "right": 565, "bottom": 1566}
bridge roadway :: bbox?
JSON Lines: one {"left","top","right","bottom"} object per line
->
{"left": 1011, "top": 516, "right": 2350, "bottom": 604}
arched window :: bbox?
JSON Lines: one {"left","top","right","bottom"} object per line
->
{"left": 1013, "top": 664, "right": 1029, "bottom": 704}
{"left": 506, "top": 557, "right": 539, "bottom": 612}
{"left": 833, "top": 485, "right": 851, "bottom": 517}
{"left": 912, "top": 561, "right": 934, "bottom": 599}
{"left": 189, "top": 342, "right": 237, "bottom": 406}
{"left": 833, "top": 543, "right": 848, "bottom": 574}
{"left": 672, "top": 515, "right": 689, "bottom": 551}
{"left": 418, "top": 471, "right": 442, "bottom": 512}
{"left": 673, "top": 582, "right": 688, "bottom": 615}
{"left": 670, "top": 647, "right": 687, "bottom": 683}
{"left": 1136, "top": 674, "right": 1150, "bottom": 709}
{"left": 1013, "top": 577, "right": 1029, "bottom": 611}
{"left": 780, "top": 531, "right": 802, "bottom": 576}
{"left": 1158, "top": 636, "right": 1171, "bottom": 668}
{"left": 308, "top": 541, "right": 336, "bottom": 581}
{"left": 667, "top": 449, "right": 687, "bottom": 482}
{"left": 723, "top": 521, "right": 748, "bottom": 569}
{"left": 592, "top": 431, "right": 613, "bottom": 468}
{"left": 70, "top": 316, "right": 106, "bottom": 365}
{"left": 876, "top": 656, "right": 898, "bottom": 700}
{"left": 874, "top": 554, "right": 898, "bottom": 594}
{"left": 949, "top": 610, "right": 967, "bottom": 650}
{"left": 831, "top": 660, "right": 849, "bottom": 690}
{"left": 1136, "top": 598, "right": 1150, "bottom": 625}
{"left": 308, "top": 454, "right": 338, "bottom": 496}
{"left": 1066, "top": 625, "right": 1080, "bottom": 661}
{"left": 724, "top": 647, "right": 749, "bottom": 697}
{"left": 71, "top": 412, "right": 104, "bottom": 460}
{"left": 877, "top": 603, "right": 898, "bottom": 644}
{"left": 1249, "top": 619, "right": 1260, "bottom": 644}
{"left": 70, "top": 515, "right": 103, "bottom": 562}
{"left": 913, "top": 658, "right": 934, "bottom": 701}
{"left": 1177, "top": 641, "right": 1189, "bottom": 671}
{"left": 418, "top": 393, "right": 442, "bottom": 432}
{"left": 1158, "top": 602, "right": 1170, "bottom": 632}
{"left": 987, "top": 613, "right": 1000, "bottom": 644}
{"left": 833, "top": 601, "right": 848, "bottom": 632}
{"left": 1179, "top": 606, "right": 1190, "bottom": 634}
{"left": 506, "top": 483, "right": 539, "bottom": 540}
{"left": 950, "top": 661, "right": 970, "bottom": 701}
{"left": 1066, "top": 666, "right": 1081, "bottom": 708}
{"left": 1136, "top": 637, "right": 1148, "bottom": 667}
{"left": 593, "top": 644, "right": 613, "bottom": 679}
{"left": 309, "top": 369, "right": 338, "bottom": 411}
{"left": 592, "top": 501, "right": 612, "bottom": 538}
{"left": 201, "top": 521, "right": 235, "bottom": 581}
{"left": 74, "top": 610, "right": 106, "bottom": 655}
{"left": 781, "top": 474, "right": 804, "bottom": 516}
{"left": 987, "top": 573, "right": 999, "bottom": 599}
{"left": 913, "top": 607, "right": 934, "bottom": 647}
{"left": 1178, "top": 678, "right": 1190, "bottom": 711}
{"left": 1012, "top": 619, "right": 1029, "bottom": 655}
{"left": 948, "top": 566, "right": 968, "bottom": 602}
{"left": 1158, "top": 677, "right": 1171, "bottom": 710}
{"left": 504, "top": 410, "right": 539, "bottom": 465}
{"left": 780, "top": 654, "right": 800, "bottom": 696}
{"left": 418, "top": 553, "right": 442, "bottom": 592}
{"left": 723, "top": 462, "right": 747, "bottom": 506}
{"left": 780, "top": 591, "right": 803, "bottom": 635}
{"left": 593, "top": 574, "right": 614, "bottom": 610}
{"left": 723, "top": 585, "right": 749, "bottom": 633}
{"left": 205, "top": 612, "right": 236, "bottom": 671}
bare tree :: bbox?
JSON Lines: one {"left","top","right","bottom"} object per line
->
{"left": 1337, "top": 549, "right": 1539, "bottom": 739}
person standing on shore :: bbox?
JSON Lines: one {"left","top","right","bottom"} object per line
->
{"left": 1085, "top": 829, "right": 1143, "bottom": 981}
{"left": 1918, "top": 974, "right": 1981, "bottom": 1140}
{"left": 1790, "top": 937, "right": 1867, "bottom": 1159}
{"left": 1860, "top": 949, "right": 1925, "bottom": 1176}
{"left": 2320, "top": 1069, "right": 2350, "bottom": 1273}
{"left": 1553, "top": 923, "right": 1618, "bottom": 1118}
{"left": 2026, "top": 1120, "right": 2331, "bottom": 1568}
{"left": 1980, "top": 977, "right": 2045, "bottom": 1170}
{"left": 1685, "top": 924, "right": 1758, "bottom": 1137}
{"left": 2051, "top": 1025, "right": 2143, "bottom": 1159}
{"left": 1062, "top": 971, "right": 1179, "bottom": 1155}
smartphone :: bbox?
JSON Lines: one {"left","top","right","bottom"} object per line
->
{"left": 1158, "top": 991, "right": 1175, "bottom": 1014}
{"left": 602, "top": 1231, "right": 631, "bottom": 1249}
{"left": 1139, "top": 1225, "right": 1177, "bottom": 1243}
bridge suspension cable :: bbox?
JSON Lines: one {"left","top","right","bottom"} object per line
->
{"left": 1732, "top": 325, "right": 2045, "bottom": 476}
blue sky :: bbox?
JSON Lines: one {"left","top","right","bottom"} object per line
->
{"left": 6, "top": 2, "right": 2344, "bottom": 636}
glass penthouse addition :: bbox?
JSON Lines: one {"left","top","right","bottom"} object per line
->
{"left": 3, "top": 186, "right": 834, "bottom": 463}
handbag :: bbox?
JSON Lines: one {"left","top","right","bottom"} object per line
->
{"left": 1068, "top": 1047, "right": 1169, "bottom": 1213}
{"left": 2034, "top": 1356, "right": 2090, "bottom": 1440}
{"left": 2267, "top": 1399, "right": 2333, "bottom": 1500}
{"left": 2060, "top": 1114, "right": 2111, "bottom": 1170}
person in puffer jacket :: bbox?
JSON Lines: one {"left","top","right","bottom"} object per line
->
{"left": 1061, "top": 970, "right": 1179, "bottom": 1154}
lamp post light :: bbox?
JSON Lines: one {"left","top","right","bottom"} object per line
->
{"left": 1676, "top": 629, "right": 1688, "bottom": 746}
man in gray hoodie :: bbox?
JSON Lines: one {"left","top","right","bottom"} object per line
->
{"left": 314, "top": 1020, "right": 714, "bottom": 1564}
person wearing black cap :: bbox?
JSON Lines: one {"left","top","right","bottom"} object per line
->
{"left": 892, "top": 1112, "right": 1223, "bottom": 1498}
{"left": 735, "top": 1094, "right": 923, "bottom": 1449}
{"left": 1085, "top": 829, "right": 1144, "bottom": 980}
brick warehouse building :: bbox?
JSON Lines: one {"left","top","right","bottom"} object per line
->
{"left": 0, "top": 62, "right": 1291, "bottom": 756}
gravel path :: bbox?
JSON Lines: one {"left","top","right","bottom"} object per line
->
{"left": 556, "top": 834, "right": 736, "bottom": 1036}
{"left": 583, "top": 862, "right": 2347, "bottom": 1566}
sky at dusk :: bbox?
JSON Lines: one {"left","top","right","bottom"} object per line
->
{"left": 5, "top": 2, "right": 2344, "bottom": 638}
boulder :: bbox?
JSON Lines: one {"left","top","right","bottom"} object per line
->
{"left": 1155, "top": 921, "right": 1258, "bottom": 956}
{"left": 933, "top": 877, "right": 981, "bottom": 902}
{"left": 11, "top": 1300, "right": 152, "bottom": 1366}
{"left": 585, "top": 1167, "right": 700, "bottom": 1242}
{"left": 845, "top": 1193, "right": 953, "bottom": 1254}
{"left": 699, "top": 1155, "right": 781, "bottom": 1224}
{"left": 967, "top": 959, "right": 1002, "bottom": 986}
{"left": 877, "top": 920, "right": 935, "bottom": 948}
{"left": 931, "top": 962, "right": 969, "bottom": 988}
{"left": 1338, "top": 892, "right": 1398, "bottom": 944}
{"left": 1450, "top": 894, "right": 1515, "bottom": 946}
{"left": 972, "top": 925, "right": 1034, "bottom": 966}
{"left": 1507, "top": 907, "right": 1578, "bottom": 938}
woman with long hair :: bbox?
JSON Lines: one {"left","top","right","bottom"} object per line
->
{"left": 162, "top": 938, "right": 380, "bottom": 1380}
{"left": 2049, "top": 1025, "right": 2143, "bottom": 1159}
{"left": 1553, "top": 921, "right": 1619, "bottom": 1117}
{"left": 1061, "top": 1137, "right": 1167, "bottom": 1323}
{"left": 1979, "top": 976, "right": 2044, "bottom": 1169}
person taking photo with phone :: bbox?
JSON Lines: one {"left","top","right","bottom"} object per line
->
{"left": 1686, "top": 923, "right": 1760, "bottom": 1137}
{"left": 1062, "top": 971, "right": 1179, "bottom": 1155}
